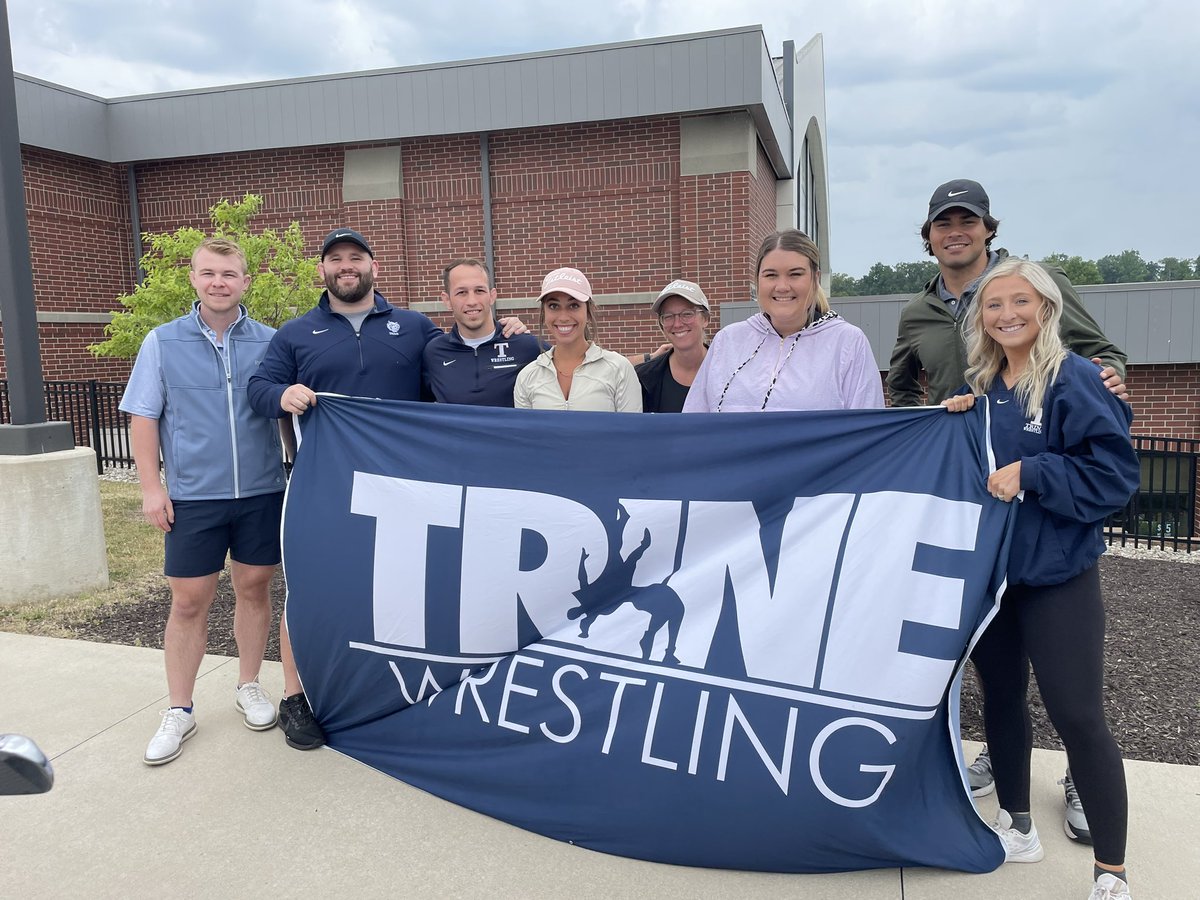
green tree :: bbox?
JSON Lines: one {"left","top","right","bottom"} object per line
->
{"left": 1157, "top": 257, "right": 1195, "bottom": 281}
{"left": 1041, "top": 253, "right": 1102, "bottom": 285}
{"left": 92, "top": 194, "right": 320, "bottom": 358}
{"left": 892, "top": 260, "right": 939, "bottom": 292}
{"left": 831, "top": 272, "right": 859, "bottom": 297}
{"left": 856, "top": 263, "right": 902, "bottom": 295}
{"left": 1096, "top": 249, "right": 1151, "bottom": 284}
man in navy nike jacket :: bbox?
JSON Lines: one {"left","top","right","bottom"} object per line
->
{"left": 422, "top": 258, "right": 541, "bottom": 407}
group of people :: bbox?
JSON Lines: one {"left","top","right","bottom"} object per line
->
{"left": 121, "top": 179, "right": 1138, "bottom": 899}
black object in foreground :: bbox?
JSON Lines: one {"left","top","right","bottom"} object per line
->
{"left": 0, "top": 734, "right": 54, "bottom": 794}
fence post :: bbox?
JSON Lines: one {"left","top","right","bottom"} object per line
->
{"left": 88, "top": 379, "right": 103, "bottom": 475}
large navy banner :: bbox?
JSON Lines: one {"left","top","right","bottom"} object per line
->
{"left": 283, "top": 397, "right": 1012, "bottom": 873}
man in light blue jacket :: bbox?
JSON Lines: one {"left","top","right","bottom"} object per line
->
{"left": 121, "top": 237, "right": 287, "bottom": 766}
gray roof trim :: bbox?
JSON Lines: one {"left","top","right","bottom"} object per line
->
{"left": 15, "top": 76, "right": 110, "bottom": 159}
{"left": 15, "top": 26, "right": 793, "bottom": 172}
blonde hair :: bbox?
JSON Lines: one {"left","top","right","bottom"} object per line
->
{"left": 191, "top": 237, "right": 248, "bottom": 273}
{"left": 754, "top": 229, "right": 830, "bottom": 322}
{"left": 963, "top": 258, "right": 1067, "bottom": 416}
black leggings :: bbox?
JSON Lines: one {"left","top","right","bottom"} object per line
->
{"left": 970, "top": 563, "right": 1127, "bottom": 866}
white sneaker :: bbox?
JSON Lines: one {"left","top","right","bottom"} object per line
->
{"left": 235, "top": 681, "right": 278, "bottom": 730}
{"left": 991, "top": 809, "right": 1045, "bottom": 863}
{"left": 144, "top": 708, "right": 196, "bottom": 766}
{"left": 1089, "top": 872, "right": 1132, "bottom": 899}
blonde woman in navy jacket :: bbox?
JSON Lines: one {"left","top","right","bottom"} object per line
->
{"left": 942, "top": 258, "right": 1139, "bottom": 900}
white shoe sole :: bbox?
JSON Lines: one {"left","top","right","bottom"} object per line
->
{"left": 1005, "top": 845, "right": 1045, "bottom": 863}
{"left": 143, "top": 721, "right": 197, "bottom": 766}
{"left": 236, "top": 699, "right": 279, "bottom": 731}
{"left": 971, "top": 781, "right": 996, "bottom": 798}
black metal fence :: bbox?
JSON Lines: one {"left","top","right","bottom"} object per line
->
{"left": 1, "top": 379, "right": 133, "bottom": 474}
{"left": 1105, "top": 435, "right": 1199, "bottom": 553}
{"left": 3, "top": 379, "right": 1197, "bottom": 552}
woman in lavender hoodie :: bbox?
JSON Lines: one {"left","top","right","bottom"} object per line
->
{"left": 682, "top": 230, "right": 883, "bottom": 412}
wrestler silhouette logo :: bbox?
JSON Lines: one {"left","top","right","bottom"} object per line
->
{"left": 566, "top": 504, "right": 684, "bottom": 664}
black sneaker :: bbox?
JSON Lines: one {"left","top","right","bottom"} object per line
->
{"left": 278, "top": 693, "right": 326, "bottom": 751}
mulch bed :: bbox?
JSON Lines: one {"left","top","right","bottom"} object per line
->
{"left": 63, "top": 556, "right": 1199, "bottom": 766}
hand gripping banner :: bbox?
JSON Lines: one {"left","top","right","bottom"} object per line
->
{"left": 283, "top": 397, "right": 1013, "bottom": 873}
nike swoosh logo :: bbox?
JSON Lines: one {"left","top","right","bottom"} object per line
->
{"left": 996, "top": 399, "right": 1009, "bottom": 404}
{"left": 312, "top": 329, "right": 329, "bottom": 334}
{"left": 442, "top": 360, "right": 456, "bottom": 366}
{"left": 947, "top": 190, "right": 969, "bottom": 197}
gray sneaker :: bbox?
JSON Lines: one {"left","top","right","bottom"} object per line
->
{"left": 967, "top": 745, "right": 995, "bottom": 797}
{"left": 1060, "top": 769, "right": 1092, "bottom": 844}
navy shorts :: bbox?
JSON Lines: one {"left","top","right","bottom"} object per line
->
{"left": 164, "top": 492, "right": 284, "bottom": 578}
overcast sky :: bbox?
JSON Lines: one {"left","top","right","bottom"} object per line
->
{"left": 7, "top": 0, "right": 1197, "bottom": 277}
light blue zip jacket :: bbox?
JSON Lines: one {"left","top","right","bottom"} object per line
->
{"left": 122, "top": 304, "right": 285, "bottom": 501}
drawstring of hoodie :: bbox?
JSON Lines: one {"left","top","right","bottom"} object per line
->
{"left": 715, "top": 309, "right": 840, "bottom": 411}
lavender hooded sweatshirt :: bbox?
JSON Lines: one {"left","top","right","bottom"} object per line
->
{"left": 682, "top": 312, "right": 883, "bottom": 412}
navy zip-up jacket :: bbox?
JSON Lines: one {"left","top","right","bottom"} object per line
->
{"left": 978, "top": 352, "right": 1139, "bottom": 586}
{"left": 248, "top": 291, "right": 442, "bottom": 417}
{"left": 422, "top": 324, "right": 542, "bottom": 407}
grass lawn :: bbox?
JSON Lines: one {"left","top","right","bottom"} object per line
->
{"left": 0, "top": 480, "right": 164, "bottom": 637}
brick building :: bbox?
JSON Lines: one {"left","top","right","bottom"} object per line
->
{"left": 3, "top": 27, "right": 828, "bottom": 383}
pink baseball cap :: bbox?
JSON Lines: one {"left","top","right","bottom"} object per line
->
{"left": 538, "top": 267, "right": 593, "bottom": 304}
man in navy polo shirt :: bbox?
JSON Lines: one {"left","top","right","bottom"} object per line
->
{"left": 122, "top": 237, "right": 286, "bottom": 766}
{"left": 423, "top": 258, "right": 541, "bottom": 406}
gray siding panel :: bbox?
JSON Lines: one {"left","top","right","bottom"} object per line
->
{"left": 584, "top": 52, "right": 604, "bottom": 115}
{"left": 1170, "top": 289, "right": 1194, "bottom": 363}
{"left": 1146, "top": 292, "right": 1174, "bottom": 362}
{"left": 17, "top": 27, "right": 791, "bottom": 173}
{"left": 16, "top": 78, "right": 108, "bottom": 158}
{"left": 833, "top": 299, "right": 896, "bottom": 370}
{"left": 705, "top": 37, "right": 727, "bottom": 104}
{"left": 1191, "top": 291, "right": 1200, "bottom": 362}
{"left": 652, "top": 45, "right": 672, "bottom": 109}
{"left": 668, "top": 42, "right": 691, "bottom": 110}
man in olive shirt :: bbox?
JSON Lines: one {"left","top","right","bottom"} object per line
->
{"left": 886, "top": 179, "right": 1129, "bottom": 847}
{"left": 887, "top": 179, "right": 1127, "bottom": 407}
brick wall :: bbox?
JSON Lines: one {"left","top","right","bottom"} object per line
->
{"left": 21, "top": 147, "right": 134, "bottom": 316}
{"left": 749, "top": 141, "right": 779, "bottom": 266}
{"left": 1126, "top": 363, "right": 1200, "bottom": 439}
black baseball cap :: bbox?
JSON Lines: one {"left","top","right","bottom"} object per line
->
{"left": 926, "top": 180, "right": 990, "bottom": 224}
{"left": 320, "top": 228, "right": 373, "bottom": 258}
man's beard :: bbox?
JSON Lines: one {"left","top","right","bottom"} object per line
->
{"left": 326, "top": 267, "right": 375, "bottom": 304}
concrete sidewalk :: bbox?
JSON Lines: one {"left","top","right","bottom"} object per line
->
{"left": 1, "top": 632, "right": 1193, "bottom": 899}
